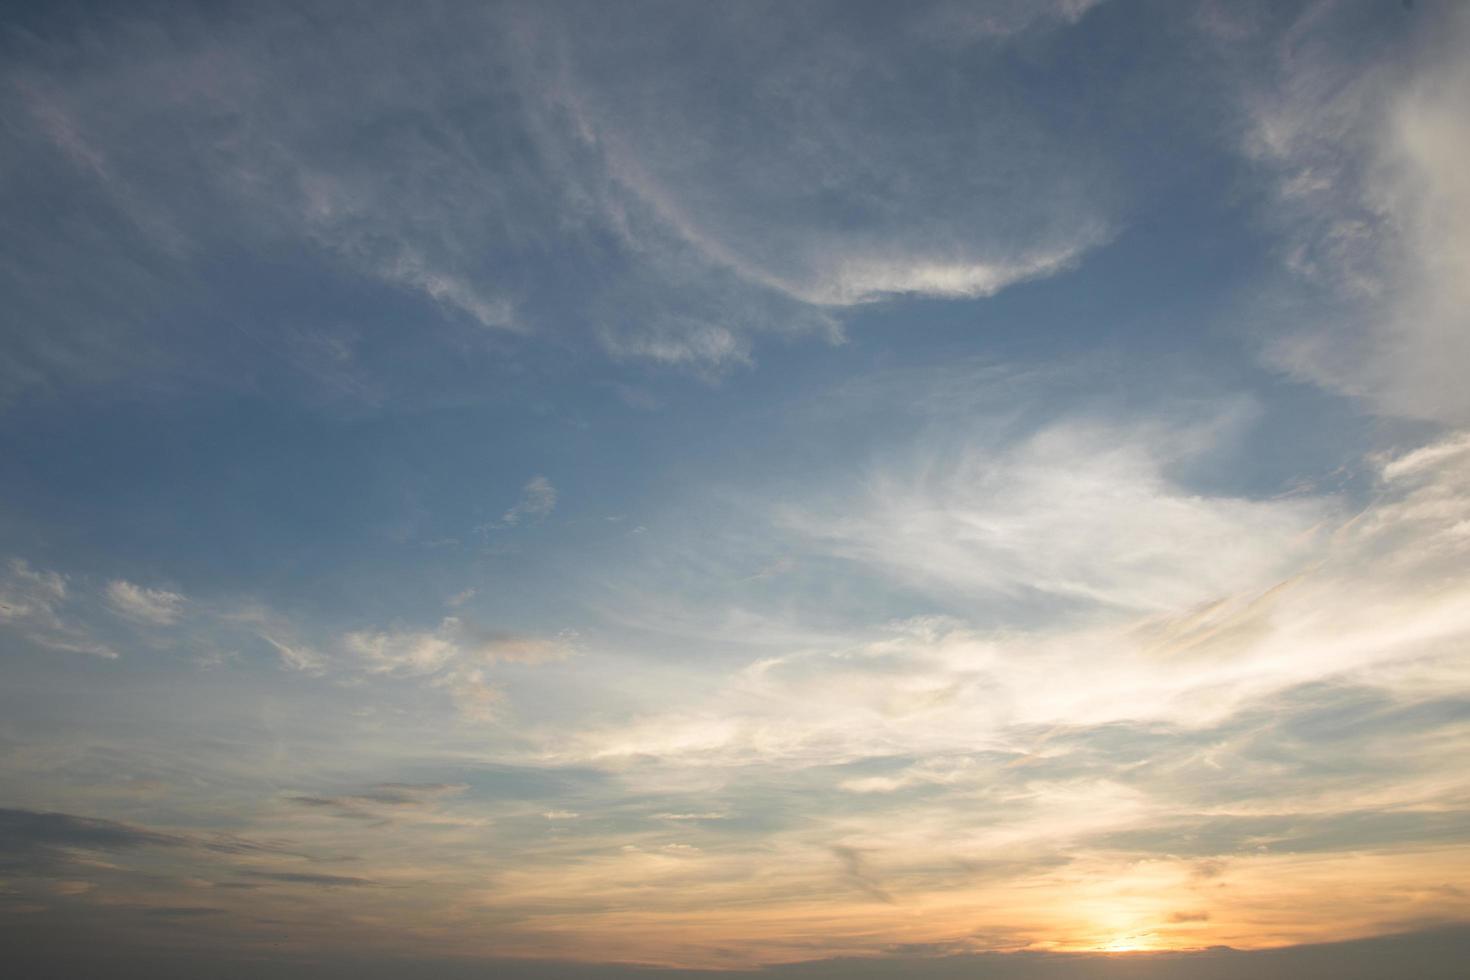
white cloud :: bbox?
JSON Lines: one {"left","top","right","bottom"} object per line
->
{"left": 0, "top": 1, "right": 1126, "bottom": 394}
{"left": 1240, "top": 4, "right": 1470, "bottom": 424}
{"left": 654, "top": 812, "right": 728, "bottom": 822}
{"left": 261, "top": 635, "right": 329, "bottom": 675}
{"left": 785, "top": 243, "right": 1101, "bottom": 307}
{"left": 911, "top": 0, "right": 1105, "bottom": 45}
{"left": 782, "top": 412, "right": 1326, "bottom": 614}
{"left": 105, "top": 579, "right": 186, "bottom": 625}
{"left": 489, "top": 476, "right": 558, "bottom": 530}
{"left": 350, "top": 241, "right": 517, "bottom": 333}
{"left": 597, "top": 318, "right": 752, "bottom": 372}
{"left": 345, "top": 618, "right": 575, "bottom": 673}
{"left": 545, "top": 428, "right": 1470, "bottom": 773}
{"left": 344, "top": 624, "right": 460, "bottom": 676}
{"left": 0, "top": 559, "right": 66, "bottom": 622}
{"left": 343, "top": 617, "right": 574, "bottom": 720}
{"left": 530, "top": 1, "right": 1116, "bottom": 316}
{"left": 0, "top": 559, "right": 116, "bottom": 658}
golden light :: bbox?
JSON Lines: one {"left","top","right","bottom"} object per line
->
{"left": 1099, "top": 933, "right": 1160, "bottom": 954}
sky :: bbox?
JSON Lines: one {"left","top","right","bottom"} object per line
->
{"left": 2, "top": 0, "right": 1470, "bottom": 976}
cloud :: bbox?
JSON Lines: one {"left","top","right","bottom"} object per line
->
{"left": 596, "top": 318, "right": 754, "bottom": 373}
{"left": 104, "top": 579, "right": 186, "bottom": 625}
{"left": 238, "top": 870, "right": 375, "bottom": 888}
{"left": 655, "top": 812, "right": 727, "bottom": 822}
{"left": 1237, "top": 2, "right": 1470, "bottom": 423}
{"left": 0, "top": 807, "right": 184, "bottom": 869}
{"left": 1096, "top": 807, "right": 1470, "bottom": 859}
{"left": 285, "top": 783, "right": 468, "bottom": 821}
{"left": 0, "top": 807, "right": 279, "bottom": 880}
{"left": 832, "top": 845, "right": 896, "bottom": 904}
{"left": 344, "top": 624, "right": 460, "bottom": 676}
{"left": 541, "top": 1, "right": 1115, "bottom": 311}
{"left": 219, "top": 603, "right": 333, "bottom": 673}
{"left": 488, "top": 476, "right": 558, "bottom": 530}
{"left": 344, "top": 618, "right": 573, "bottom": 674}
{"left": 433, "top": 421, "right": 1470, "bottom": 960}
{"left": 910, "top": 0, "right": 1105, "bottom": 45}
{"left": 260, "top": 635, "right": 330, "bottom": 675}
{"left": 781, "top": 408, "right": 1326, "bottom": 614}
{"left": 0, "top": 1, "right": 1124, "bottom": 399}
{"left": 0, "top": 559, "right": 116, "bottom": 658}
{"left": 29, "top": 408, "right": 1433, "bottom": 967}
{"left": 776, "top": 247, "right": 1098, "bottom": 307}
{"left": 373, "top": 250, "right": 518, "bottom": 332}
{"left": 550, "top": 427, "right": 1470, "bottom": 775}
{"left": 342, "top": 617, "right": 574, "bottom": 719}
{"left": 0, "top": 6, "right": 545, "bottom": 399}
{"left": 0, "top": 559, "right": 67, "bottom": 623}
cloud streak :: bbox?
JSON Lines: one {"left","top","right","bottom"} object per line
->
{"left": 0, "top": 559, "right": 116, "bottom": 658}
{"left": 105, "top": 580, "right": 185, "bottom": 625}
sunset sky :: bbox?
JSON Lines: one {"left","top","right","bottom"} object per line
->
{"left": 3, "top": 1, "right": 1470, "bottom": 976}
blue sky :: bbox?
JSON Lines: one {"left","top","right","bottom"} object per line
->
{"left": 3, "top": 0, "right": 1470, "bottom": 974}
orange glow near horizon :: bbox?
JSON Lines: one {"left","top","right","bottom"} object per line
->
{"left": 237, "top": 843, "right": 1466, "bottom": 969}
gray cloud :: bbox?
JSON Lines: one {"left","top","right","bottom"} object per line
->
{"left": 0, "top": 807, "right": 184, "bottom": 869}
{"left": 238, "top": 870, "right": 375, "bottom": 888}
{"left": 0, "top": 806, "right": 282, "bottom": 880}
{"left": 138, "top": 906, "right": 227, "bottom": 918}
{"left": 832, "top": 845, "right": 896, "bottom": 904}
{"left": 285, "top": 783, "right": 468, "bottom": 821}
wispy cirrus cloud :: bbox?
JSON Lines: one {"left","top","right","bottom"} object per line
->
{"left": 487, "top": 476, "right": 558, "bottom": 531}
{"left": 284, "top": 782, "right": 472, "bottom": 830}
{"left": 541, "top": 1, "right": 1115, "bottom": 312}
{"left": 1232, "top": 2, "right": 1470, "bottom": 423}
{"left": 343, "top": 617, "right": 575, "bottom": 720}
{"left": 0, "top": 0, "right": 1123, "bottom": 398}
{"left": 550, "top": 426, "right": 1470, "bottom": 773}
{"left": 104, "top": 579, "right": 186, "bottom": 625}
{"left": 779, "top": 412, "right": 1325, "bottom": 615}
{"left": 0, "top": 559, "right": 116, "bottom": 658}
